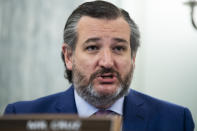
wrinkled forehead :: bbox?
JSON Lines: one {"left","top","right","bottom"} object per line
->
{"left": 75, "top": 16, "right": 130, "bottom": 46}
{"left": 76, "top": 15, "right": 129, "bottom": 29}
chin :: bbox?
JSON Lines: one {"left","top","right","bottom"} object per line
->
{"left": 94, "top": 85, "right": 119, "bottom": 93}
{"left": 96, "top": 90, "right": 116, "bottom": 96}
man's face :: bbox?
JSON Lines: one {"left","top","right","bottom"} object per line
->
{"left": 63, "top": 16, "right": 135, "bottom": 108}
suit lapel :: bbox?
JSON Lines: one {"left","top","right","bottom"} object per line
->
{"left": 123, "top": 89, "right": 148, "bottom": 131}
{"left": 53, "top": 86, "right": 149, "bottom": 130}
{"left": 55, "top": 85, "right": 78, "bottom": 114}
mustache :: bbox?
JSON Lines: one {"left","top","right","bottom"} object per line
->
{"left": 89, "top": 67, "right": 122, "bottom": 83}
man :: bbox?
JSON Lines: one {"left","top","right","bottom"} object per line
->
{"left": 4, "top": 1, "right": 195, "bottom": 131}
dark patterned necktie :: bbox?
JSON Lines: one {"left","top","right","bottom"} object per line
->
{"left": 94, "top": 109, "right": 119, "bottom": 116}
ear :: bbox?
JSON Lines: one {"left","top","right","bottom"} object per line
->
{"left": 62, "top": 43, "right": 73, "bottom": 70}
{"left": 132, "top": 53, "right": 136, "bottom": 68}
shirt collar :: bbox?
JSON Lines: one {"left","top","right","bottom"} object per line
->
{"left": 74, "top": 89, "right": 124, "bottom": 117}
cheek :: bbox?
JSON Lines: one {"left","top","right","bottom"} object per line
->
{"left": 74, "top": 56, "right": 97, "bottom": 75}
{"left": 116, "top": 58, "right": 132, "bottom": 75}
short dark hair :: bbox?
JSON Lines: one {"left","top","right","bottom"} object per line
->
{"left": 61, "top": 0, "right": 140, "bottom": 83}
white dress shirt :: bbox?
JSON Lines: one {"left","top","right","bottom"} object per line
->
{"left": 74, "top": 89, "right": 124, "bottom": 117}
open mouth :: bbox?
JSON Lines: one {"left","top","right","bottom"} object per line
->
{"left": 100, "top": 74, "right": 114, "bottom": 79}
{"left": 97, "top": 73, "right": 116, "bottom": 84}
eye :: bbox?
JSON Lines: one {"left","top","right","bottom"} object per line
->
{"left": 113, "top": 46, "right": 126, "bottom": 53}
{"left": 85, "top": 45, "right": 99, "bottom": 51}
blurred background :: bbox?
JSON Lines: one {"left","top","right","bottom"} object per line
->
{"left": 0, "top": 0, "right": 196, "bottom": 129}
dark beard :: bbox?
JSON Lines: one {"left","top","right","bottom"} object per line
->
{"left": 72, "top": 64, "right": 134, "bottom": 108}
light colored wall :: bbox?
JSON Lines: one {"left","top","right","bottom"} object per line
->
{"left": 0, "top": 0, "right": 84, "bottom": 113}
{"left": 121, "top": 0, "right": 197, "bottom": 129}
{"left": 0, "top": 0, "right": 196, "bottom": 129}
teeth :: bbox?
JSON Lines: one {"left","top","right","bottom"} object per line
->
{"left": 102, "top": 75, "right": 113, "bottom": 78}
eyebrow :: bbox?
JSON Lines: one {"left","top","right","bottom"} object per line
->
{"left": 112, "top": 38, "right": 128, "bottom": 44}
{"left": 83, "top": 37, "right": 129, "bottom": 45}
{"left": 84, "top": 37, "right": 101, "bottom": 45}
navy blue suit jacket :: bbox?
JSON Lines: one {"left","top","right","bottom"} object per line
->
{"left": 4, "top": 86, "right": 195, "bottom": 131}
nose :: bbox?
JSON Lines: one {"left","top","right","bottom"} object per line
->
{"left": 98, "top": 49, "right": 114, "bottom": 68}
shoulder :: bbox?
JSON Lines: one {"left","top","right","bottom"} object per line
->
{"left": 125, "top": 89, "right": 195, "bottom": 130}
{"left": 126, "top": 89, "right": 185, "bottom": 111}
{"left": 4, "top": 87, "right": 74, "bottom": 114}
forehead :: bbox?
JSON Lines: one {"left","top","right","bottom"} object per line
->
{"left": 76, "top": 16, "right": 130, "bottom": 43}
